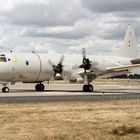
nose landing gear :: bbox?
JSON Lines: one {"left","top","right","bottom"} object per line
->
{"left": 2, "top": 87, "right": 10, "bottom": 93}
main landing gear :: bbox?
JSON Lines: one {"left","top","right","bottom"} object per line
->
{"left": 83, "top": 84, "right": 93, "bottom": 92}
{"left": 35, "top": 83, "right": 45, "bottom": 91}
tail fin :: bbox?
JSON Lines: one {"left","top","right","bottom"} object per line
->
{"left": 115, "top": 24, "right": 138, "bottom": 58}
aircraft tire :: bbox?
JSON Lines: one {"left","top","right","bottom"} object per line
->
{"left": 35, "top": 84, "right": 45, "bottom": 91}
{"left": 83, "top": 84, "right": 93, "bottom": 92}
{"left": 88, "top": 84, "right": 93, "bottom": 92}
{"left": 83, "top": 85, "right": 88, "bottom": 92}
{"left": 39, "top": 84, "right": 45, "bottom": 91}
{"left": 2, "top": 87, "right": 9, "bottom": 93}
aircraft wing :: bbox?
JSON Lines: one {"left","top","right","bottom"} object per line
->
{"left": 78, "top": 63, "right": 140, "bottom": 80}
{"left": 106, "top": 64, "right": 140, "bottom": 72}
{"left": 97, "top": 64, "right": 140, "bottom": 79}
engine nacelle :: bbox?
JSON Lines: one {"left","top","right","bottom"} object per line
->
{"left": 69, "top": 77, "right": 83, "bottom": 83}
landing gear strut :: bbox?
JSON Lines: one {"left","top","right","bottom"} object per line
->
{"left": 2, "top": 87, "right": 10, "bottom": 93}
{"left": 83, "top": 84, "right": 93, "bottom": 92}
{"left": 35, "top": 83, "right": 45, "bottom": 91}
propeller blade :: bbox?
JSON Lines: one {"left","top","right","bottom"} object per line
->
{"left": 82, "top": 48, "right": 86, "bottom": 59}
{"left": 48, "top": 55, "right": 65, "bottom": 79}
{"left": 48, "top": 60, "right": 54, "bottom": 67}
{"left": 59, "top": 55, "right": 64, "bottom": 64}
{"left": 79, "top": 48, "right": 91, "bottom": 71}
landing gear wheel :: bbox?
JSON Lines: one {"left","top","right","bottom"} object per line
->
{"left": 35, "top": 84, "right": 40, "bottom": 91}
{"left": 35, "top": 84, "right": 45, "bottom": 91}
{"left": 83, "top": 84, "right": 93, "bottom": 92}
{"left": 2, "top": 87, "right": 10, "bottom": 93}
{"left": 83, "top": 85, "right": 88, "bottom": 92}
{"left": 39, "top": 84, "right": 45, "bottom": 91}
{"left": 88, "top": 84, "right": 93, "bottom": 92}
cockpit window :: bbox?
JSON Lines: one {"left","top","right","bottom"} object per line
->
{"left": 0, "top": 54, "right": 5, "bottom": 56}
{"left": 0, "top": 54, "right": 7, "bottom": 62}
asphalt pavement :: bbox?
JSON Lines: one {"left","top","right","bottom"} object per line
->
{"left": 0, "top": 83, "right": 139, "bottom": 102}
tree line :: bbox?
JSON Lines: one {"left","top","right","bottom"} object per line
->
{"left": 112, "top": 74, "right": 140, "bottom": 79}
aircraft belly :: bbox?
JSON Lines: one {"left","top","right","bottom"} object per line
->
{"left": 36, "top": 72, "right": 51, "bottom": 81}
{"left": 11, "top": 70, "right": 40, "bottom": 82}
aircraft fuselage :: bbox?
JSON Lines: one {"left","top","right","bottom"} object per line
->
{"left": 0, "top": 52, "right": 131, "bottom": 82}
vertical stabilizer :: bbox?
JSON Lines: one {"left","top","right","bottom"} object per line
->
{"left": 115, "top": 24, "right": 138, "bottom": 58}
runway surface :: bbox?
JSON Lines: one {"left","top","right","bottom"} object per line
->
{"left": 0, "top": 83, "right": 140, "bottom": 102}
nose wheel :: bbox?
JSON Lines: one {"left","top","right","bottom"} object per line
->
{"left": 2, "top": 87, "right": 10, "bottom": 93}
{"left": 83, "top": 84, "right": 93, "bottom": 92}
{"left": 35, "top": 84, "right": 45, "bottom": 91}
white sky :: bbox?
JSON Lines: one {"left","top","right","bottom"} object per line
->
{"left": 0, "top": 0, "right": 140, "bottom": 55}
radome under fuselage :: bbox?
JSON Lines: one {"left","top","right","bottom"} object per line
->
{"left": 0, "top": 52, "right": 131, "bottom": 83}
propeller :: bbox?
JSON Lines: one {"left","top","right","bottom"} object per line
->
{"left": 79, "top": 48, "right": 91, "bottom": 72}
{"left": 48, "top": 55, "right": 64, "bottom": 79}
{"left": 79, "top": 48, "right": 91, "bottom": 85}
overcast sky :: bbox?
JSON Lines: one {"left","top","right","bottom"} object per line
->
{"left": 0, "top": 0, "right": 140, "bottom": 55}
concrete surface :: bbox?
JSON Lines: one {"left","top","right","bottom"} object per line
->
{"left": 0, "top": 83, "right": 139, "bottom": 102}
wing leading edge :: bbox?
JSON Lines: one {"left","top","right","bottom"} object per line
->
{"left": 106, "top": 64, "right": 140, "bottom": 72}
{"left": 98, "top": 64, "right": 140, "bottom": 79}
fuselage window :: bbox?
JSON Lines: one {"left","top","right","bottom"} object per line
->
{"left": 0, "top": 57, "right": 7, "bottom": 62}
{"left": 26, "top": 60, "right": 29, "bottom": 65}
